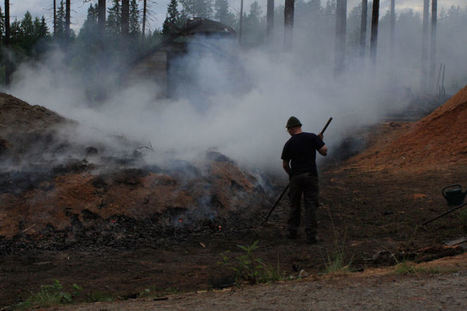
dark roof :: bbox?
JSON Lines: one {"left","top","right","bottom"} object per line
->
{"left": 179, "top": 17, "right": 236, "bottom": 36}
{"left": 130, "top": 18, "right": 236, "bottom": 67}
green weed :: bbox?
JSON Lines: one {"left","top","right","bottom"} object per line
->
{"left": 394, "top": 261, "right": 454, "bottom": 275}
{"left": 16, "top": 280, "right": 82, "bottom": 310}
{"left": 219, "top": 240, "right": 284, "bottom": 285}
{"left": 323, "top": 246, "right": 351, "bottom": 274}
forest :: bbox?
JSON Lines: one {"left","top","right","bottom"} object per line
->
{"left": 0, "top": 1, "right": 465, "bottom": 92}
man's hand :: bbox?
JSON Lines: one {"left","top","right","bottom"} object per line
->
{"left": 318, "top": 133, "right": 323, "bottom": 140}
{"left": 318, "top": 145, "right": 328, "bottom": 156}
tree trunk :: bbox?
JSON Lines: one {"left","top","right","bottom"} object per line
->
{"left": 121, "top": 0, "right": 130, "bottom": 36}
{"left": 53, "top": 0, "right": 57, "bottom": 36}
{"left": 421, "top": 0, "right": 429, "bottom": 91}
{"left": 335, "top": 0, "right": 347, "bottom": 74}
{"left": 390, "top": 0, "right": 395, "bottom": 58}
{"left": 4, "top": 0, "right": 10, "bottom": 84}
{"left": 4, "top": 0, "right": 10, "bottom": 45}
{"left": 360, "top": 0, "right": 367, "bottom": 57}
{"left": 267, "top": 0, "right": 274, "bottom": 39}
{"left": 142, "top": 0, "right": 147, "bottom": 38}
{"left": 430, "top": 0, "right": 437, "bottom": 91}
{"left": 284, "top": 0, "right": 295, "bottom": 48}
{"left": 65, "top": 0, "right": 71, "bottom": 39}
{"left": 370, "top": 0, "right": 379, "bottom": 64}
{"left": 98, "top": 0, "right": 106, "bottom": 34}
{"left": 238, "top": 0, "right": 244, "bottom": 44}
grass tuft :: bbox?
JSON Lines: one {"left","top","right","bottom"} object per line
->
{"left": 218, "top": 240, "right": 285, "bottom": 285}
{"left": 394, "top": 261, "right": 449, "bottom": 275}
{"left": 15, "top": 280, "right": 82, "bottom": 310}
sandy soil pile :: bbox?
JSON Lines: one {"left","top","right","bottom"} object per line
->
{"left": 346, "top": 85, "right": 467, "bottom": 172}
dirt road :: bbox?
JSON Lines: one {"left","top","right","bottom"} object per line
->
{"left": 51, "top": 254, "right": 467, "bottom": 311}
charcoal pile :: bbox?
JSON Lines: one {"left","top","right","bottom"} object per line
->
{"left": 0, "top": 93, "right": 271, "bottom": 251}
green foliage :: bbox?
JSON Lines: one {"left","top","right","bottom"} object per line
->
{"left": 323, "top": 246, "right": 351, "bottom": 274}
{"left": 79, "top": 3, "right": 99, "bottom": 39}
{"left": 106, "top": 0, "right": 121, "bottom": 36}
{"left": 394, "top": 261, "right": 445, "bottom": 275}
{"left": 129, "top": 0, "right": 141, "bottom": 36}
{"left": 55, "top": 0, "right": 66, "bottom": 39}
{"left": 180, "top": 0, "right": 213, "bottom": 19}
{"left": 16, "top": 280, "right": 82, "bottom": 309}
{"left": 214, "top": 0, "right": 235, "bottom": 27}
{"left": 241, "top": 1, "right": 265, "bottom": 46}
{"left": 163, "top": 0, "right": 184, "bottom": 36}
{"left": 321, "top": 222, "right": 352, "bottom": 274}
{"left": 219, "top": 240, "right": 284, "bottom": 285}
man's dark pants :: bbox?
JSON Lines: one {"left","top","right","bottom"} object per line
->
{"left": 288, "top": 173, "right": 319, "bottom": 239}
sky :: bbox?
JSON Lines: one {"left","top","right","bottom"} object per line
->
{"left": 8, "top": 0, "right": 467, "bottom": 33}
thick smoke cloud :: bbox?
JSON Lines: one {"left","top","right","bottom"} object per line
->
{"left": 5, "top": 4, "right": 467, "bottom": 174}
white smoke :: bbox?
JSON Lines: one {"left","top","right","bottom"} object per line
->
{"left": 5, "top": 4, "right": 467, "bottom": 174}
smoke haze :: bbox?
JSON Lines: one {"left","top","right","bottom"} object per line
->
{"left": 5, "top": 4, "right": 467, "bottom": 174}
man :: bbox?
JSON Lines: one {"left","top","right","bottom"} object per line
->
{"left": 281, "top": 116, "right": 328, "bottom": 244}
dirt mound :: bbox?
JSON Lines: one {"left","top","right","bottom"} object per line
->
{"left": 0, "top": 94, "right": 271, "bottom": 247}
{"left": 345, "top": 85, "right": 467, "bottom": 172}
{"left": 0, "top": 93, "right": 65, "bottom": 134}
{"left": 0, "top": 92, "right": 74, "bottom": 161}
{"left": 0, "top": 154, "right": 268, "bottom": 244}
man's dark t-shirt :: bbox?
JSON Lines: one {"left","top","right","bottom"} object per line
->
{"left": 281, "top": 132, "right": 325, "bottom": 177}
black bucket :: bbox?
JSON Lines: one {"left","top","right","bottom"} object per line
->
{"left": 442, "top": 184, "right": 467, "bottom": 206}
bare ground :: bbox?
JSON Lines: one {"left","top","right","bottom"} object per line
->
{"left": 51, "top": 254, "right": 467, "bottom": 311}
{"left": 1, "top": 164, "right": 466, "bottom": 310}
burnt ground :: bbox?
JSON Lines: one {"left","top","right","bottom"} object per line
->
{"left": 1, "top": 164, "right": 466, "bottom": 309}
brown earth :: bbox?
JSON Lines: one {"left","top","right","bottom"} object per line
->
{"left": 345, "top": 84, "right": 467, "bottom": 172}
{"left": 1, "top": 88, "right": 467, "bottom": 310}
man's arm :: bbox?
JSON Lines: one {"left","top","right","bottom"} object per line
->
{"left": 282, "top": 159, "right": 291, "bottom": 176}
{"left": 318, "top": 145, "right": 328, "bottom": 156}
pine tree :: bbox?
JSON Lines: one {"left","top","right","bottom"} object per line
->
{"left": 33, "top": 17, "right": 42, "bottom": 39}
{"left": 81, "top": 4, "right": 98, "bottom": 32}
{"left": 180, "top": 0, "right": 213, "bottom": 19}
{"left": 55, "top": 0, "right": 66, "bottom": 39}
{"left": 129, "top": 0, "right": 140, "bottom": 36}
{"left": 107, "top": 0, "right": 121, "bottom": 35}
{"left": 214, "top": 0, "right": 234, "bottom": 26}
{"left": 245, "top": 1, "right": 262, "bottom": 30}
{"left": 163, "top": 0, "right": 181, "bottom": 36}
{"left": 78, "top": 3, "right": 99, "bottom": 42}
{"left": 0, "top": 7, "right": 4, "bottom": 38}
{"left": 214, "top": 0, "right": 227, "bottom": 22}
{"left": 20, "top": 11, "right": 34, "bottom": 42}
{"left": 39, "top": 16, "right": 49, "bottom": 38}
{"left": 10, "top": 19, "right": 20, "bottom": 42}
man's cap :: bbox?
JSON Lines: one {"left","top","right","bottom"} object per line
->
{"left": 286, "top": 116, "right": 302, "bottom": 129}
